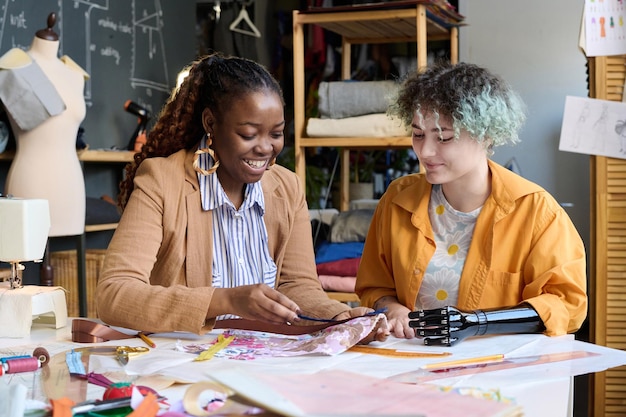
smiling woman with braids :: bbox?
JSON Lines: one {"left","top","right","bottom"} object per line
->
{"left": 96, "top": 52, "right": 389, "bottom": 341}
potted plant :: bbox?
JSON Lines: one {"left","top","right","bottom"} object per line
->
{"left": 278, "top": 147, "right": 331, "bottom": 209}
{"left": 349, "top": 150, "right": 385, "bottom": 201}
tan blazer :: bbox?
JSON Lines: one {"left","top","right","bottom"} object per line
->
{"left": 96, "top": 147, "right": 348, "bottom": 333}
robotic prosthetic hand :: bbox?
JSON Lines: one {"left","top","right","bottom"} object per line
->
{"left": 408, "top": 303, "right": 546, "bottom": 346}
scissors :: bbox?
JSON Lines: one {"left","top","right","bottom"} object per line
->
{"left": 75, "top": 345, "right": 150, "bottom": 366}
{"left": 115, "top": 346, "right": 149, "bottom": 366}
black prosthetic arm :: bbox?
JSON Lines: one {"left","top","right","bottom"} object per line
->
{"left": 408, "top": 303, "right": 546, "bottom": 346}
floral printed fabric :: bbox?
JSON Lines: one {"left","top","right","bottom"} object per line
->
{"left": 177, "top": 314, "right": 386, "bottom": 360}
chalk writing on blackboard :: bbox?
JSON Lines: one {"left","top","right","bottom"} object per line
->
{"left": 62, "top": 0, "right": 110, "bottom": 103}
{"left": 130, "top": 0, "right": 169, "bottom": 94}
{"left": 0, "top": 0, "right": 189, "bottom": 149}
{"left": 0, "top": 0, "right": 171, "bottom": 109}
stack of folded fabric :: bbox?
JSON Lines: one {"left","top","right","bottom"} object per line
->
{"left": 312, "top": 208, "right": 375, "bottom": 293}
{"left": 306, "top": 80, "right": 409, "bottom": 137}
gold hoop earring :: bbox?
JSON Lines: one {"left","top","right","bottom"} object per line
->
{"left": 193, "top": 133, "right": 220, "bottom": 175}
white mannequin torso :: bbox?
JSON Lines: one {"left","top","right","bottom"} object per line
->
{"left": 3, "top": 37, "right": 87, "bottom": 237}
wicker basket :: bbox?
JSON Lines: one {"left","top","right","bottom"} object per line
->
{"left": 0, "top": 268, "right": 11, "bottom": 281}
{"left": 50, "top": 249, "right": 106, "bottom": 318}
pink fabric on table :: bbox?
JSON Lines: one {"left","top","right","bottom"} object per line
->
{"left": 318, "top": 275, "right": 356, "bottom": 293}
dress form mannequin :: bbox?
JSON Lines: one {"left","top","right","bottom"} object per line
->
{"left": 2, "top": 14, "right": 88, "bottom": 238}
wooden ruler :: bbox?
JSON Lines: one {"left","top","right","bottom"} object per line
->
{"left": 348, "top": 345, "right": 451, "bottom": 358}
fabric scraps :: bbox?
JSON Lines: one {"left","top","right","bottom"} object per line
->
{"left": 194, "top": 334, "right": 235, "bottom": 362}
{"left": 177, "top": 314, "right": 386, "bottom": 360}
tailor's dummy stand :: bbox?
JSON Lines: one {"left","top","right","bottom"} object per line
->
{"left": 0, "top": 13, "right": 90, "bottom": 317}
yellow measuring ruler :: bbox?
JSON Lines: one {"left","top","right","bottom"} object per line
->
{"left": 348, "top": 345, "right": 451, "bottom": 358}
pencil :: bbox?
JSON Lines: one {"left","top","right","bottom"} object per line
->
{"left": 422, "top": 353, "right": 504, "bottom": 370}
{"left": 137, "top": 332, "right": 156, "bottom": 348}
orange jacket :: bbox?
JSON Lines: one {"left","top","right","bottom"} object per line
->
{"left": 356, "top": 160, "right": 587, "bottom": 336}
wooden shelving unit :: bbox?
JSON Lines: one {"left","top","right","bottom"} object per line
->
{"left": 588, "top": 54, "right": 626, "bottom": 417}
{"left": 292, "top": 2, "right": 461, "bottom": 210}
{"left": 0, "top": 149, "right": 134, "bottom": 163}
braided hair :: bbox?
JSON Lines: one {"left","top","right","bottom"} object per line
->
{"left": 118, "top": 52, "right": 284, "bottom": 209}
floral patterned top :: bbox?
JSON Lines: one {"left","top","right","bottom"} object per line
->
{"left": 415, "top": 184, "right": 482, "bottom": 310}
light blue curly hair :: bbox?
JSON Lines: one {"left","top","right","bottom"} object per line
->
{"left": 388, "top": 61, "right": 526, "bottom": 148}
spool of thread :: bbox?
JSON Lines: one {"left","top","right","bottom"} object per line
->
{"left": 0, "top": 355, "right": 30, "bottom": 363}
{"left": 3, "top": 357, "right": 41, "bottom": 374}
{"left": 32, "top": 347, "right": 50, "bottom": 367}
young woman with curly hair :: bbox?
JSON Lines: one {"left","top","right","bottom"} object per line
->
{"left": 356, "top": 62, "right": 587, "bottom": 346}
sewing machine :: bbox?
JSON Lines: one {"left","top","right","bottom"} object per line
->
{"left": 0, "top": 197, "right": 67, "bottom": 337}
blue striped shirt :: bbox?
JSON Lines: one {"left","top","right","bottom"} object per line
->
{"left": 196, "top": 138, "right": 277, "bottom": 319}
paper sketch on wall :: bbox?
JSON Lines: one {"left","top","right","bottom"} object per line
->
{"left": 559, "top": 95, "right": 626, "bottom": 159}
{"left": 580, "top": 0, "right": 626, "bottom": 57}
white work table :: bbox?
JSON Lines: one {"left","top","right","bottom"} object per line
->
{"left": 2, "top": 319, "right": 625, "bottom": 417}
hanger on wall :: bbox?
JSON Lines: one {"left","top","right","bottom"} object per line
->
{"left": 213, "top": 1, "right": 221, "bottom": 23}
{"left": 229, "top": 1, "right": 261, "bottom": 38}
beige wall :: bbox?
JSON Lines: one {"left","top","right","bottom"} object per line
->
{"left": 459, "top": 0, "right": 590, "bottom": 254}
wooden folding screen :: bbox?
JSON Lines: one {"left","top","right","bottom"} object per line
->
{"left": 589, "top": 54, "right": 626, "bottom": 417}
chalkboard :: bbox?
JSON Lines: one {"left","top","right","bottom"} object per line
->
{"left": 0, "top": 0, "right": 196, "bottom": 150}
